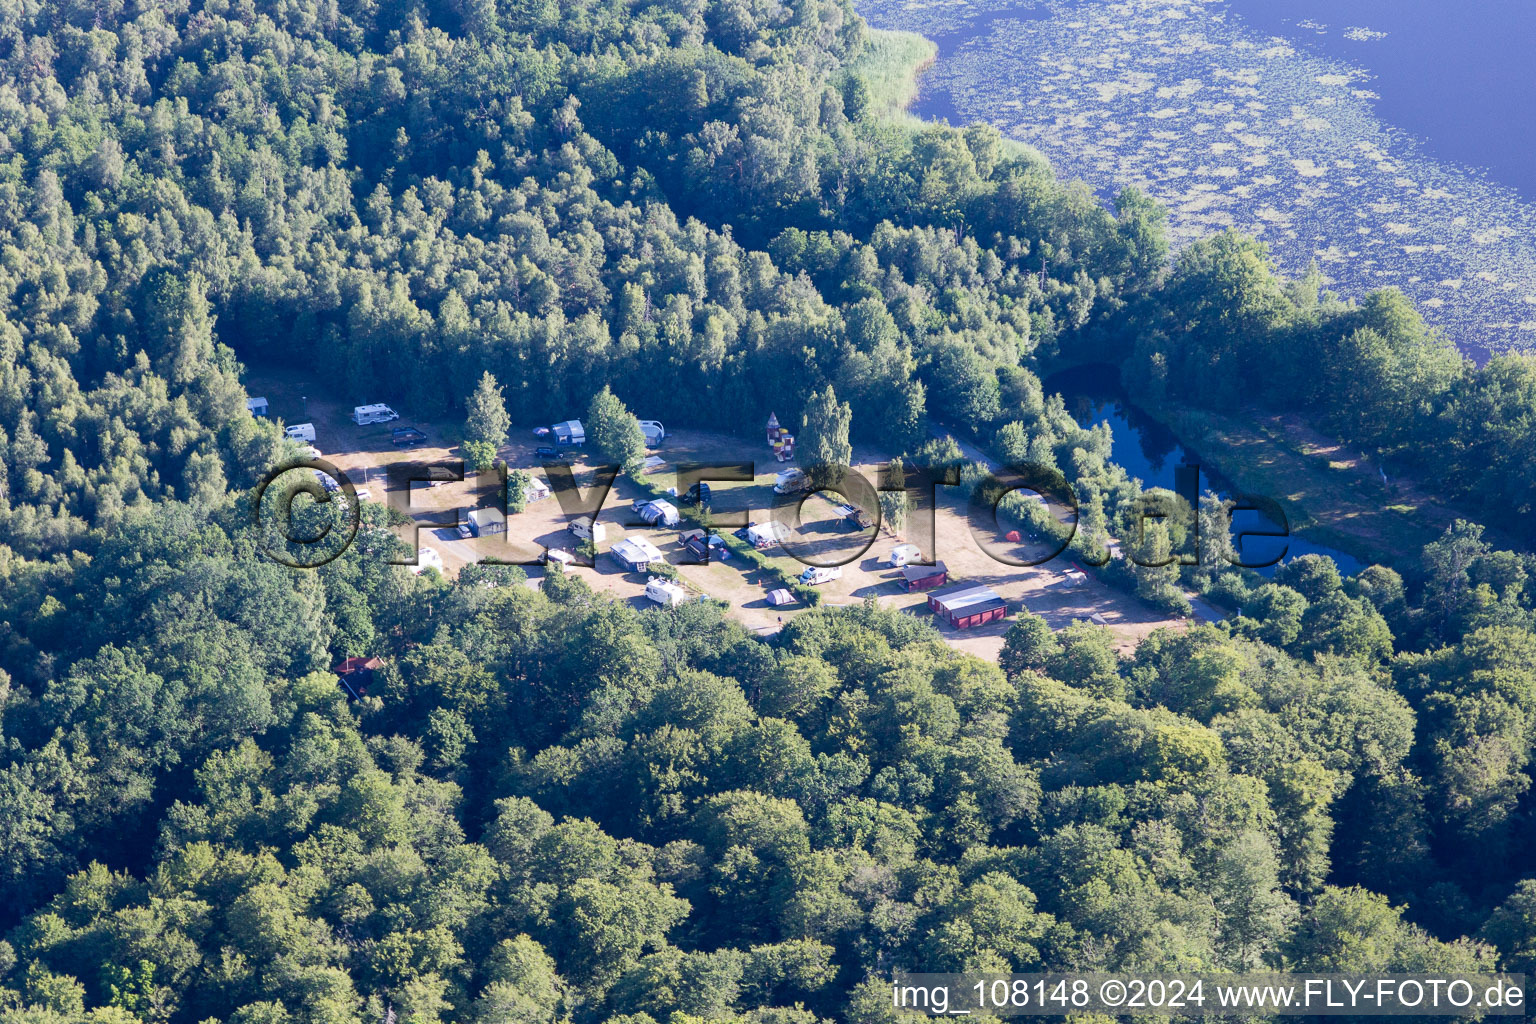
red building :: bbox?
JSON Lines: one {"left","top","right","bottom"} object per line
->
{"left": 928, "top": 584, "right": 1007, "bottom": 629}
{"left": 901, "top": 560, "right": 949, "bottom": 591}
{"left": 333, "top": 656, "right": 383, "bottom": 700}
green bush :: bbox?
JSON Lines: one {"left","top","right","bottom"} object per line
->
{"left": 507, "top": 469, "right": 531, "bottom": 514}
{"left": 719, "top": 532, "right": 820, "bottom": 606}
{"left": 462, "top": 439, "right": 497, "bottom": 472}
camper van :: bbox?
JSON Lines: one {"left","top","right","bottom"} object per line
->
{"left": 773, "top": 468, "right": 809, "bottom": 494}
{"left": 888, "top": 543, "right": 922, "bottom": 568}
{"left": 645, "top": 577, "right": 690, "bottom": 607}
{"left": 285, "top": 423, "right": 316, "bottom": 443}
{"left": 798, "top": 565, "right": 842, "bottom": 586}
{"left": 568, "top": 516, "right": 608, "bottom": 543}
{"left": 639, "top": 420, "right": 666, "bottom": 446}
{"left": 352, "top": 404, "right": 400, "bottom": 425}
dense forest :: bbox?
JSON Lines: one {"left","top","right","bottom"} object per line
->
{"left": 1, "top": 0, "right": 1536, "bottom": 1021}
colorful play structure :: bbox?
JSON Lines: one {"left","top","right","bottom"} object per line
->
{"left": 765, "top": 412, "right": 795, "bottom": 462}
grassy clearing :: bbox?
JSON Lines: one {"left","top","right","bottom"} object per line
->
{"left": 848, "top": 28, "right": 936, "bottom": 125}
{"left": 846, "top": 26, "right": 1050, "bottom": 172}
{"left": 1146, "top": 400, "right": 1456, "bottom": 569}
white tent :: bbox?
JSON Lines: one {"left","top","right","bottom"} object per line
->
{"left": 745, "top": 521, "right": 791, "bottom": 549}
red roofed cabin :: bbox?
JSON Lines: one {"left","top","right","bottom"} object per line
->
{"left": 928, "top": 584, "right": 1007, "bottom": 629}
{"left": 901, "top": 560, "right": 948, "bottom": 591}
{"left": 334, "top": 656, "right": 383, "bottom": 700}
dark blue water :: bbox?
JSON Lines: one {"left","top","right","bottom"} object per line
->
{"left": 1223, "top": 0, "right": 1536, "bottom": 202}
{"left": 1047, "top": 366, "right": 1366, "bottom": 576}
{"left": 912, "top": 0, "right": 1536, "bottom": 205}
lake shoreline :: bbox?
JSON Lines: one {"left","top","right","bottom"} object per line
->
{"left": 860, "top": 0, "right": 1536, "bottom": 360}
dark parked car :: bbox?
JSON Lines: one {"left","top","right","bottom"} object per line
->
{"left": 534, "top": 446, "right": 560, "bottom": 459}
{"left": 680, "top": 481, "right": 712, "bottom": 508}
{"left": 391, "top": 427, "right": 427, "bottom": 447}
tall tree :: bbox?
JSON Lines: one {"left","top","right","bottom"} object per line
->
{"left": 465, "top": 371, "right": 512, "bottom": 450}
{"left": 799, "top": 385, "right": 852, "bottom": 488}
{"left": 587, "top": 386, "right": 646, "bottom": 477}
{"left": 464, "top": 372, "right": 512, "bottom": 470}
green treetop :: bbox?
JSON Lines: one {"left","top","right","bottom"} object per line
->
{"left": 587, "top": 386, "right": 646, "bottom": 477}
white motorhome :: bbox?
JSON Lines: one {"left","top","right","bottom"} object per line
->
{"left": 773, "top": 468, "right": 809, "bottom": 494}
{"left": 639, "top": 420, "right": 666, "bottom": 446}
{"left": 798, "top": 565, "right": 842, "bottom": 586}
{"left": 285, "top": 422, "right": 316, "bottom": 443}
{"left": 568, "top": 516, "right": 608, "bottom": 543}
{"left": 352, "top": 404, "right": 400, "bottom": 425}
{"left": 645, "top": 577, "right": 690, "bottom": 607}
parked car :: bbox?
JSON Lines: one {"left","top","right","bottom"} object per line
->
{"left": 456, "top": 523, "right": 473, "bottom": 540}
{"left": 534, "top": 446, "right": 559, "bottom": 459}
{"left": 391, "top": 427, "right": 427, "bottom": 447}
{"left": 680, "top": 481, "right": 712, "bottom": 507}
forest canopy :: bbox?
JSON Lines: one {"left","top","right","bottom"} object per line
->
{"left": 0, "top": 0, "right": 1534, "bottom": 1022}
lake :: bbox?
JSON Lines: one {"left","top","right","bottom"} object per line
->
{"left": 1046, "top": 365, "right": 1366, "bottom": 576}
{"left": 855, "top": 0, "right": 1536, "bottom": 359}
{"left": 1222, "top": 0, "right": 1536, "bottom": 202}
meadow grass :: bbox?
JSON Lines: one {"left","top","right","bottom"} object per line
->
{"left": 848, "top": 28, "right": 937, "bottom": 124}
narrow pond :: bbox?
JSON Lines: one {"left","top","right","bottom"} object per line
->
{"left": 1046, "top": 365, "right": 1367, "bottom": 577}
